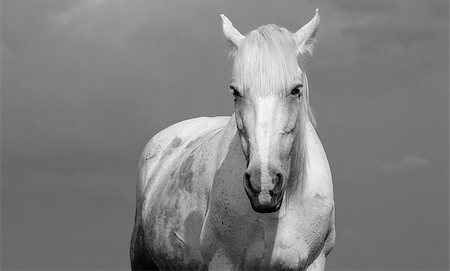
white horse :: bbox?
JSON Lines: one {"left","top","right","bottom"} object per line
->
{"left": 130, "top": 10, "right": 335, "bottom": 270}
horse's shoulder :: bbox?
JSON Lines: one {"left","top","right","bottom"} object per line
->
{"left": 304, "top": 121, "right": 333, "bottom": 197}
{"left": 137, "top": 117, "right": 229, "bottom": 193}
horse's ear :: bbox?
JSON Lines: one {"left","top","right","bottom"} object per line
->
{"left": 294, "top": 9, "right": 320, "bottom": 56}
{"left": 220, "top": 14, "right": 244, "bottom": 48}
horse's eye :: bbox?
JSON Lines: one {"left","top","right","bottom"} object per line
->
{"left": 230, "top": 85, "right": 242, "bottom": 98}
{"left": 290, "top": 84, "right": 303, "bottom": 97}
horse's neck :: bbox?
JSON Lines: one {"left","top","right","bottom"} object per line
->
{"left": 301, "top": 120, "right": 333, "bottom": 200}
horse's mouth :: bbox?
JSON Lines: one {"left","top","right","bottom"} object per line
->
{"left": 246, "top": 191, "right": 284, "bottom": 213}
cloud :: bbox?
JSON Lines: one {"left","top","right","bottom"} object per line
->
{"left": 310, "top": 0, "right": 448, "bottom": 97}
{"left": 319, "top": 0, "right": 448, "bottom": 57}
{"left": 341, "top": 15, "right": 447, "bottom": 54}
{"left": 48, "top": 0, "right": 222, "bottom": 50}
{"left": 342, "top": 19, "right": 439, "bottom": 53}
{"left": 50, "top": 0, "right": 150, "bottom": 50}
{"left": 382, "top": 156, "right": 431, "bottom": 172}
{"left": 328, "top": 0, "right": 400, "bottom": 13}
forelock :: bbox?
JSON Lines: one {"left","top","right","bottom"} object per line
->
{"left": 231, "top": 25, "right": 304, "bottom": 97}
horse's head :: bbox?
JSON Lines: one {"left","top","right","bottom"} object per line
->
{"left": 221, "top": 11, "right": 319, "bottom": 213}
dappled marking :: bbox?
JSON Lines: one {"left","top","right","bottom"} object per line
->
{"left": 179, "top": 155, "right": 195, "bottom": 193}
{"left": 170, "top": 136, "right": 183, "bottom": 148}
{"left": 184, "top": 211, "right": 204, "bottom": 249}
{"left": 158, "top": 136, "right": 183, "bottom": 162}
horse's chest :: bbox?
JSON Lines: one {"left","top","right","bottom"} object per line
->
{"left": 248, "top": 215, "right": 330, "bottom": 270}
{"left": 203, "top": 199, "right": 333, "bottom": 270}
{"left": 269, "top": 215, "right": 330, "bottom": 269}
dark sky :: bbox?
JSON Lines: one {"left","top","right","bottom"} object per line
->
{"left": 1, "top": 0, "right": 448, "bottom": 270}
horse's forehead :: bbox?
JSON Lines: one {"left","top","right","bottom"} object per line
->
{"left": 232, "top": 48, "right": 301, "bottom": 95}
{"left": 232, "top": 29, "right": 301, "bottom": 90}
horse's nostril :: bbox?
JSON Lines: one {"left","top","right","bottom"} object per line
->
{"left": 244, "top": 172, "right": 251, "bottom": 183}
{"left": 276, "top": 173, "right": 283, "bottom": 183}
{"left": 273, "top": 173, "right": 283, "bottom": 194}
{"left": 244, "top": 172, "right": 258, "bottom": 194}
{"left": 244, "top": 172, "right": 252, "bottom": 189}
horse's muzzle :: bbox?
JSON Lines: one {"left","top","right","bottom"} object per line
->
{"left": 243, "top": 169, "right": 285, "bottom": 213}
{"left": 247, "top": 190, "right": 284, "bottom": 213}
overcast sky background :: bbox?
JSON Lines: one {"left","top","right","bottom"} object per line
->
{"left": 1, "top": 0, "right": 449, "bottom": 270}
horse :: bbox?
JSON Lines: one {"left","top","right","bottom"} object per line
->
{"left": 130, "top": 10, "right": 335, "bottom": 270}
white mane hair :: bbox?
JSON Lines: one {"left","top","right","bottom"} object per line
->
{"left": 230, "top": 24, "right": 316, "bottom": 126}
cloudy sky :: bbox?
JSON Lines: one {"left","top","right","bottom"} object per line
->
{"left": 1, "top": 0, "right": 448, "bottom": 270}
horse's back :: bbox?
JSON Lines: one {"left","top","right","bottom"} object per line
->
{"left": 132, "top": 116, "right": 229, "bottom": 270}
